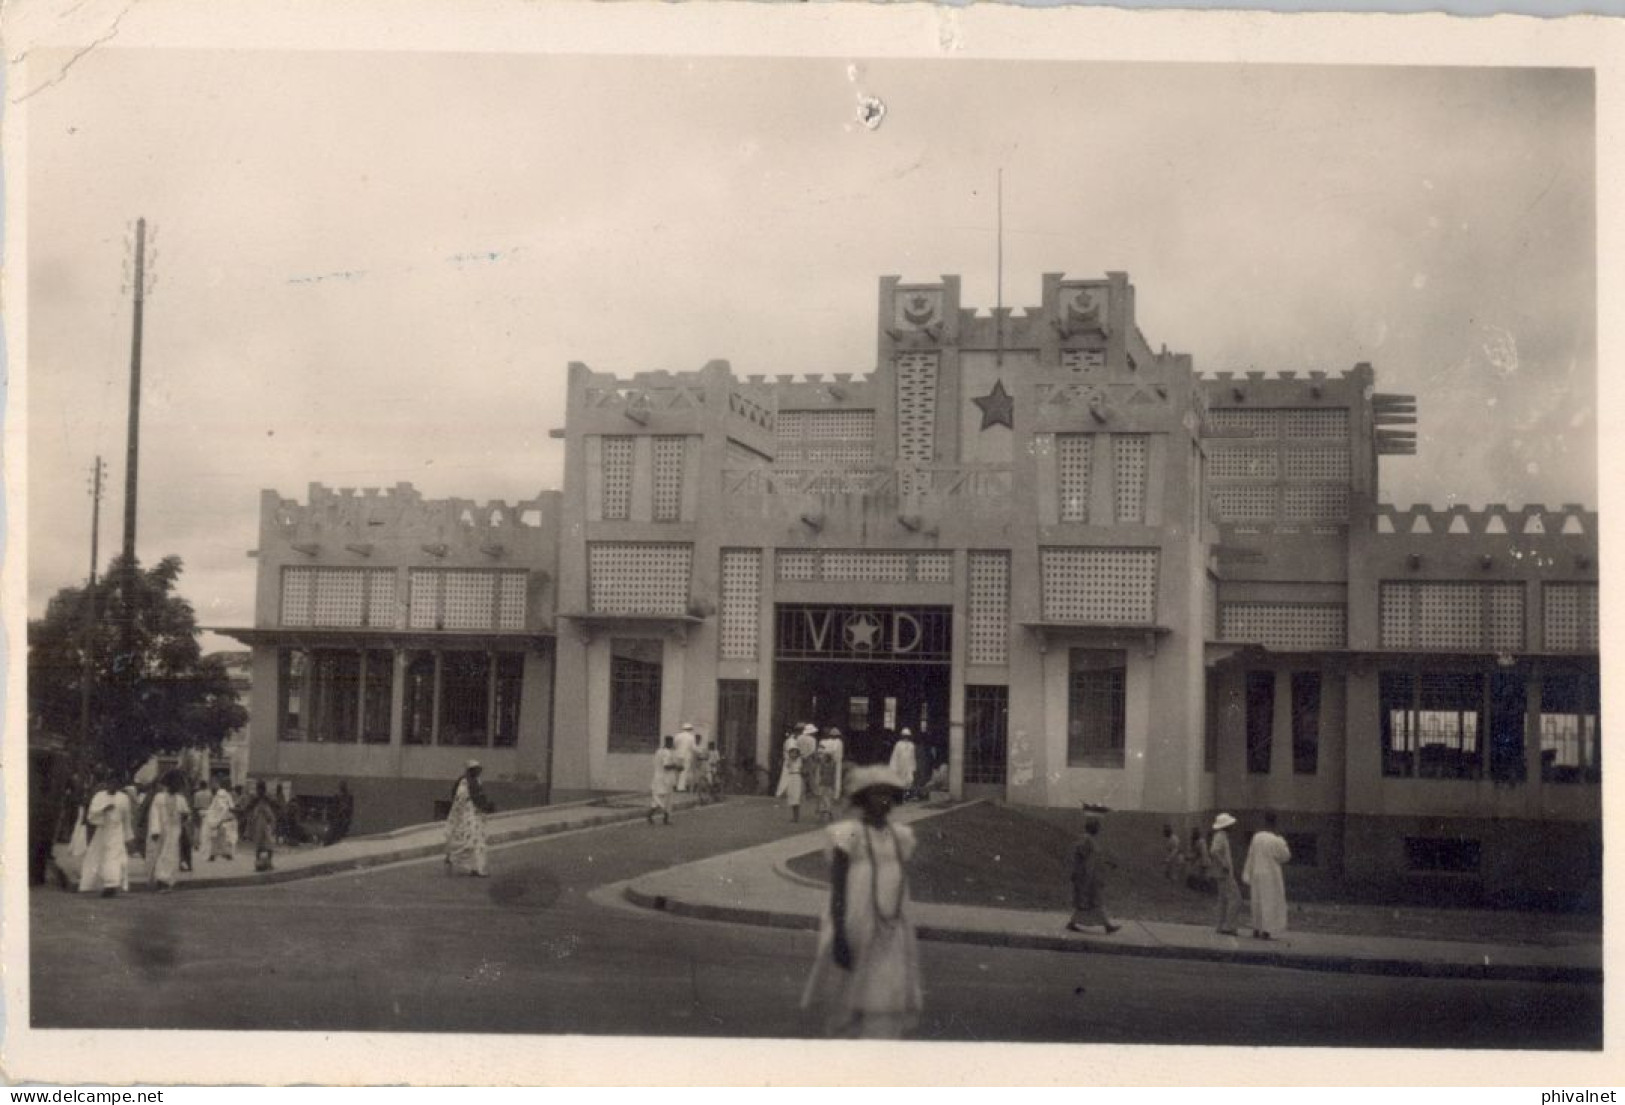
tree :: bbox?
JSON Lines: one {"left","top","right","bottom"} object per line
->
{"left": 28, "top": 554, "right": 246, "bottom": 779}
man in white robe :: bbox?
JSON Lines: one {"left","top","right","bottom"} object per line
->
{"left": 1242, "top": 810, "right": 1292, "bottom": 939}
{"left": 673, "top": 723, "right": 697, "bottom": 792}
{"left": 889, "top": 729, "right": 918, "bottom": 799}
{"left": 817, "top": 728, "right": 845, "bottom": 799}
{"left": 648, "top": 735, "right": 679, "bottom": 825}
{"left": 78, "top": 782, "right": 135, "bottom": 896}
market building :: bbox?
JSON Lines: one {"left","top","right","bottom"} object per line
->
{"left": 550, "top": 271, "right": 1599, "bottom": 905}
{"left": 226, "top": 270, "right": 1599, "bottom": 903}
{"left": 221, "top": 482, "right": 561, "bottom": 833}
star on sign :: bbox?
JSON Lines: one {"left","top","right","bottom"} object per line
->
{"left": 973, "top": 378, "right": 1014, "bottom": 430}
{"left": 844, "top": 613, "right": 882, "bottom": 650}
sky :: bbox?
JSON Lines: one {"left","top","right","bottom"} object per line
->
{"left": 22, "top": 53, "right": 1596, "bottom": 646}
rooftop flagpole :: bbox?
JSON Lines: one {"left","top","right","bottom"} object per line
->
{"left": 995, "top": 168, "right": 1004, "bottom": 368}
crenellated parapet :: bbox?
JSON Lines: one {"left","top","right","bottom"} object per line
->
{"left": 261, "top": 482, "right": 560, "bottom": 563}
{"left": 1374, "top": 503, "right": 1597, "bottom": 539}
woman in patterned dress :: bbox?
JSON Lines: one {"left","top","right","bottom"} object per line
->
{"left": 445, "top": 760, "right": 492, "bottom": 877}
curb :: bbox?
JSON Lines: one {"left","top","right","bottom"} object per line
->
{"left": 621, "top": 882, "right": 1602, "bottom": 985}
{"left": 94, "top": 797, "right": 711, "bottom": 893}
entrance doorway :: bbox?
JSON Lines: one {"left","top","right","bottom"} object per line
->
{"left": 771, "top": 604, "right": 952, "bottom": 789}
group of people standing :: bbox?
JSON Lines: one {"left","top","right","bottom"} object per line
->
{"left": 70, "top": 770, "right": 361, "bottom": 896}
{"left": 775, "top": 723, "right": 846, "bottom": 823}
{"left": 1073, "top": 808, "right": 1294, "bottom": 940}
{"left": 648, "top": 723, "right": 720, "bottom": 825}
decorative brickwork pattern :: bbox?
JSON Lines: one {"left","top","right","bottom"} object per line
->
{"left": 281, "top": 567, "right": 313, "bottom": 627}
{"left": 1212, "top": 485, "right": 1278, "bottom": 523}
{"left": 1208, "top": 409, "right": 1280, "bottom": 437}
{"left": 1284, "top": 409, "right": 1349, "bottom": 440}
{"left": 1284, "top": 483, "right": 1349, "bottom": 523}
{"left": 1058, "top": 435, "right": 1092, "bottom": 523}
{"left": 1208, "top": 447, "right": 1279, "bottom": 480}
{"left": 896, "top": 353, "right": 939, "bottom": 463}
{"left": 777, "top": 551, "right": 817, "bottom": 581}
{"left": 916, "top": 552, "right": 952, "bottom": 584}
{"left": 588, "top": 543, "right": 692, "bottom": 615}
{"left": 600, "top": 436, "right": 634, "bottom": 521}
{"left": 443, "top": 572, "right": 496, "bottom": 630}
{"left": 720, "top": 549, "right": 761, "bottom": 660}
{"left": 1380, "top": 581, "right": 1527, "bottom": 651}
{"left": 1544, "top": 582, "right": 1599, "bottom": 651}
{"left": 1114, "top": 435, "right": 1149, "bottom": 523}
{"left": 498, "top": 572, "right": 528, "bottom": 631}
{"left": 1285, "top": 448, "right": 1351, "bottom": 481}
{"left": 1040, "top": 547, "right": 1158, "bottom": 624}
{"left": 968, "top": 553, "right": 1011, "bottom": 664}
{"left": 1061, "top": 349, "right": 1107, "bottom": 373}
{"left": 652, "top": 436, "right": 686, "bottom": 522}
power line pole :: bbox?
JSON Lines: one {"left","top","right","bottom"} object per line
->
{"left": 995, "top": 168, "right": 1004, "bottom": 369}
{"left": 122, "top": 216, "right": 146, "bottom": 569}
{"left": 79, "top": 456, "right": 106, "bottom": 765}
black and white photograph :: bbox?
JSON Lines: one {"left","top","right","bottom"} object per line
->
{"left": 4, "top": 0, "right": 1620, "bottom": 1088}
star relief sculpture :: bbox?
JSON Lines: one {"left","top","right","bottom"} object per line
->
{"left": 973, "top": 378, "right": 1014, "bottom": 430}
{"left": 844, "top": 612, "right": 882, "bottom": 650}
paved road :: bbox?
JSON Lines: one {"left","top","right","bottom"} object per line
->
{"left": 29, "top": 799, "right": 1601, "bottom": 1048}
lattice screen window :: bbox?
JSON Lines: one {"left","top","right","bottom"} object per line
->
{"left": 916, "top": 553, "right": 952, "bottom": 584}
{"left": 443, "top": 572, "right": 496, "bottom": 630}
{"left": 281, "top": 567, "right": 314, "bottom": 627}
{"left": 1285, "top": 409, "right": 1349, "bottom": 440}
{"left": 1040, "top": 547, "right": 1158, "bottom": 624}
{"left": 1208, "top": 447, "right": 1278, "bottom": 480}
{"left": 600, "top": 436, "right": 634, "bottom": 521}
{"left": 803, "top": 411, "right": 876, "bottom": 439}
{"left": 1417, "top": 583, "right": 1483, "bottom": 650}
{"left": 896, "top": 353, "right": 939, "bottom": 463}
{"left": 804, "top": 444, "right": 877, "bottom": 465}
{"left": 775, "top": 411, "right": 804, "bottom": 441}
{"left": 823, "top": 552, "right": 911, "bottom": 583}
{"left": 313, "top": 570, "right": 366, "bottom": 627}
{"left": 719, "top": 550, "right": 761, "bottom": 660}
{"left": 1379, "top": 583, "right": 1412, "bottom": 648}
{"left": 652, "top": 436, "right": 686, "bottom": 522}
{"left": 777, "top": 551, "right": 816, "bottom": 581}
{"left": 368, "top": 571, "right": 397, "bottom": 629}
{"left": 1208, "top": 409, "right": 1279, "bottom": 437}
{"left": 1058, "top": 434, "right": 1092, "bottom": 523}
{"left": 1486, "top": 583, "right": 1525, "bottom": 651}
{"left": 1544, "top": 582, "right": 1599, "bottom": 651}
{"left": 1382, "top": 581, "right": 1524, "bottom": 650}
{"left": 1220, "top": 604, "right": 1347, "bottom": 650}
{"left": 1284, "top": 484, "right": 1349, "bottom": 523}
{"left": 968, "top": 553, "right": 1010, "bottom": 663}
{"left": 1114, "top": 435, "right": 1149, "bottom": 523}
{"left": 588, "top": 543, "right": 693, "bottom": 615}
{"left": 1061, "top": 349, "right": 1107, "bottom": 373}
{"left": 498, "top": 572, "right": 528, "bottom": 631}
{"left": 1212, "top": 485, "right": 1278, "bottom": 523}
{"left": 409, "top": 570, "right": 439, "bottom": 629}
{"left": 1285, "top": 448, "right": 1351, "bottom": 481}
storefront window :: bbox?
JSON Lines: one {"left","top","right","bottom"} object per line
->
{"left": 1541, "top": 670, "right": 1600, "bottom": 784}
{"left": 494, "top": 653, "right": 525, "bottom": 748}
{"left": 439, "top": 652, "right": 493, "bottom": 746}
{"left": 362, "top": 650, "right": 394, "bottom": 744}
{"left": 308, "top": 650, "right": 361, "bottom": 743}
{"left": 404, "top": 651, "right": 436, "bottom": 745}
{"left": 1381, "top": 671, "right": 1484, "bottom": 779}
{"left": 278, "top": 649, "right": 309, "bottom": 741}
{"left": 1291, "top": 672, "right": 1320, "bottom": 775}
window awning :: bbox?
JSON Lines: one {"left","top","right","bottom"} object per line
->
{"left": 210, "top": 627, "right": 555, "bottom": 651}
{"left": 557, "top": 611, "right": 706, "bottom": 645}
{"left": 1019, "top": 622, "right": 1173, "bottom": 657}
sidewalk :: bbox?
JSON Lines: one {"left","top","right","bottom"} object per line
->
{"left": 607, "top": 801, "right": 1602, "bottom": 986}
{"left": 53, "top": 792, "right": 703, "bottom": 892}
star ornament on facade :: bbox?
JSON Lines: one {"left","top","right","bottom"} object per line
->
{"left": 973, "top": 378, "right": 1014, "bottom": 430}
{"left": 844, "top": 612, "right": 882, "bottom": 651}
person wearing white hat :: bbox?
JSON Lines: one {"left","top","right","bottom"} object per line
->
{"left": 801, "top": 765, "right": 922, "bottom": 1038}
{"left": 445, "top": 761, "right": 492, "bottom": 876}
{"left": 1210, "top": 812, "right": 1242, "bottom": 934}
{"left": 817, "top": 727, "right": 845, "bottom": 809}
{"left": 673, "top": 723, "right": 698, "bottom": 792}
{"left": 888, "top": 729, "right": 918, "bottom": 801}
{"left": 796, "top": 723, "right": 818, "bottom": 761}
{"left": 649, "top": 735, "right": 679, "bottom": 825}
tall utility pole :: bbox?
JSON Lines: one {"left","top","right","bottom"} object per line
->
{"left": 78, "top": 457, "right": 105, "bottom": 766}
{"left": 995, "top": 168, "right": 1004, "bottom": 369}
{"left": 122, "top": 217, "right": 147, "bottom": 568}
